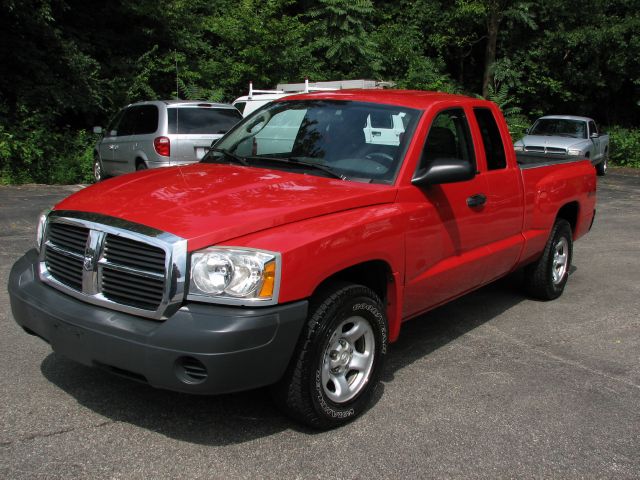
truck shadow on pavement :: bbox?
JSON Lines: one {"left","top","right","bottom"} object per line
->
{"left": 39, "top": 270, "right": 555, "bottom": 445}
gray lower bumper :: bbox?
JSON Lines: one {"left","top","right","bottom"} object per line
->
{"left": 8, "top": 250, "right": 308, "bottom": 395}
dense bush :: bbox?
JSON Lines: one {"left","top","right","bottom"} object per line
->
{"left": 607, "top": 127, "right": 640, "bottom": 168}
{"left": 1, "top": 0, "right": 638, "bottom": 184}
{"left": 0, "top": 119, "right": 94, "bottom": 185}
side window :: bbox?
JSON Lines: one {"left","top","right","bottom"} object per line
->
{"left": 106, "top": 109, "right": 125, "bottom": 137}
{"left": 473, "top": 108, "right": 507, "bottom": 170}
{"left": 133, "top": 105, "right": 159, "bottom": 135}
{"left": 116, "top": 107, "right": 137, "bottom": 136}
{"left": 589, "top": 121, "right": 597, "bottom": 137}
{"left": 233, "top": 102, "right": 246, "bottom": 115}
{"left": 419, "top": 108, "right": 474, "bottom": 169}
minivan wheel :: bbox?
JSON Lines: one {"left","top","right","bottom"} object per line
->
{"left": 136, "top": 161, "right": 148, "bottom": 171}
{"left": 93, "top": 157, "right": 103, "bottom": 182}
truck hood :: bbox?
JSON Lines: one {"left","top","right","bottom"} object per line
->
{"left": 516, "top": 135, "right": 587, "bottom": 149}
{"left": 54, "top": 164, "right": 397, "bottom": 251}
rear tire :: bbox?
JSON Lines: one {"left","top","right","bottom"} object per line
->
{"left": 524, "top": 219, "right": 573, "bottom": 300}
{"left": 596, "top": 152, "right": 608, "bottom": 176}
{"left": 136, "top": 161, "right": 148, "bottom": 171}
{"left": 272, "top": 282, "right": 388, "bottom": 429}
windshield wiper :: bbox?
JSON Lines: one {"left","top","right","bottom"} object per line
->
{"left": 245, "top": 156, "right": 347, "bottom": 180}
{"left": 204, "top": 147, "right": 249, "bottom": 166}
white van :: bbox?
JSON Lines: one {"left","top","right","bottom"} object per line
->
{"left": 232, "top": 79, "right": 389, "bottom": 117}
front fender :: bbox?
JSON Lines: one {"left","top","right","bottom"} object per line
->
{"left": 219, "top": 204, "right": 407, "bottom": 341}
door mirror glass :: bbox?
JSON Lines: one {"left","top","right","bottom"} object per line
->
{"left": 93, "top": 126, "right": 102, "bottom": 134}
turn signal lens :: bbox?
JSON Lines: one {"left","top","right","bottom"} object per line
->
{"left": 258, "top": 260, "right": 277, "bottom": 298}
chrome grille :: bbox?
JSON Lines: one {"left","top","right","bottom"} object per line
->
{"left": 525, "top": 146, "right": 567, "bottom": 155}
{"left": 48, "top": 223, "right": 89, "bottom": 253}
{"left": 39, "top": 212, "right": 187, "bottom": 320}
{"left": 104, "top": 235, "right": 166, "bottom": 273}
{"left": 101, "top": 234, "right": 166, "bottom": 310}
{"left": 44, "top": 223, "right": 89, "bottom": 289}
{"left": 45, "top": 248, "right": 84, "bottom": 290}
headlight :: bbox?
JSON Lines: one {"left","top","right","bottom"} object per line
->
{"left": 35, "top": 209, "right": 51, "bottom": 252}
{"left": 188, "top": 247, "right": 280, "bottom": 305}
{"left": 567, "top": 149, "right": 582, "bottom": 156}
{"left": 514, "top": 145, "right": 524, "bottom": 151}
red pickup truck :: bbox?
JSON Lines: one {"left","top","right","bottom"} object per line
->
{"left": 9, "top": 90, "right": 597, "bottom": 429}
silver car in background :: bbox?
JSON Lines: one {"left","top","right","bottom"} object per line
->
{"left": 93, "top": 100, "right": 242, "bottom": 181}
{"left": 514, "top": 115, "right": 610, "bottom": 176}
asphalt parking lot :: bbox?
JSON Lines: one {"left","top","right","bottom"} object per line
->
{"left": 1, "top": 171, "right": 639, "bottom": 479}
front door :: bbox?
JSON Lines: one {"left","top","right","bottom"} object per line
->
{"left": 403, "top": 107, "right": 492, "bottom": 317}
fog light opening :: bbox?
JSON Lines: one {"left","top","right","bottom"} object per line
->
{"left": 175, "top": 356, "right": 208, "bottom": 385}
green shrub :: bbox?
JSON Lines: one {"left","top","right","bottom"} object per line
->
{"left": 0, "top": 117, "right": 95, "bottom": 185}
{"left": 607, "top": 126, "right": 640, "bottom": 168}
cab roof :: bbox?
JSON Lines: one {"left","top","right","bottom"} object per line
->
{"left": 279, "top": 89, "right": 489, "bottom": 110}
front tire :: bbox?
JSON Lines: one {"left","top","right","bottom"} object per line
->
{"left": 272, "top": 282, "right": 388, "bottom": 429}
{"left": 596, "top": 152, "right": 608, "bottom": 176}
{"left": 93, "top": 156, "right": 105, "bottom": 182}
{"left": 524, "top": 219, "right": 573, "bottom": 300}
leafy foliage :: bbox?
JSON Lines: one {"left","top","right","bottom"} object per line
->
{"left": 1, "top": 0, "right": 639, "bottom": 184}
{"left": 607, "top": 127, "right": 640, "bottom": 168}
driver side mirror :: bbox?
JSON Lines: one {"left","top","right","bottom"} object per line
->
{"left": 412, "top": 158, "right": 475, "bottom": 186}
{"left": 93, "top": 126, "right": 102, "bottom": 134}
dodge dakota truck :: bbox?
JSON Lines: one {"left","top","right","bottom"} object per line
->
{"left": 514, "top": 115, "right": 609, "bottom": 176}
{"left": 8, "top": 90, "right": 597, "bottom": 429}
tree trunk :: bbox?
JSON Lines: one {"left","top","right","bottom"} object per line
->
{"left": 482, "top": 6, "right": 500, "bottom": 98}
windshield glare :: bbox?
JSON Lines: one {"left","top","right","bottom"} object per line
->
{"left": 529, "top": 119, "right": 587, "bottom": 139}
{"left": 209, "top": 100, "right": 419, "bottom": 183}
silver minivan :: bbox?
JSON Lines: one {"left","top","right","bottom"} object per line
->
{"left": 93, "top": 100, "right": 242, "bottom": 181}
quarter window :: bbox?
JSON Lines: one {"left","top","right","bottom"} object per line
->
{"left": 473, "top": 108, "right": 507, "bottom": 170}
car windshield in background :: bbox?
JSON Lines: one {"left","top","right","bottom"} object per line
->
{"left": 529, "top": 119, "right": 587, "bottom": 139}
{"left": 206, "top": 100, "right": 419, "bottom": 184}
{"left": 167, "top": 107, "right": 242, "bottom": 135}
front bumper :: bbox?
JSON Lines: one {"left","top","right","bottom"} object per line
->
{"left": 8, "top": 250, "right": 308, "bottom": 395}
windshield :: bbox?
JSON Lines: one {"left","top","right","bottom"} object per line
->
{"left": 529, "top": 119, "right": 587, "bottom": 139}
{"left": 206, "top": 100, "right": 420, "bottom": 184}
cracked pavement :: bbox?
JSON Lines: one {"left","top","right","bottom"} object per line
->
{"left": 1, "top": 172, "right": 639, "bottom": 479}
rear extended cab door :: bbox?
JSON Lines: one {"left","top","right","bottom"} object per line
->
{"left": 400, "top": 101, "right": 525, "bottom": 318}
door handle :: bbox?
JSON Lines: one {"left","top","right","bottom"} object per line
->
{"left": 371, "top": 131, "right": 381, "bottom": 136}
{"left": 108, "top": 145, "right": 115, "bottom": 150}
{"left": 467, "top": 193, "right": 487, "bottom": 208}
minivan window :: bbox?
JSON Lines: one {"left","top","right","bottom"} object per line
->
{"left": 106, "top": 109, "right": 125, "bottom": 137}
{"left": 167, "top": 108, "right": 242, "bottom": 135}
{"left": 116, "top": 108, "right": 137, "bottom": 136}
{"left": 133, "top": 105, "right": 159, "bottom": 135}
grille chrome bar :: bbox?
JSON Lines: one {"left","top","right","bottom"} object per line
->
{"left": 39, "top": 211, "right": 187, "bottom": 320}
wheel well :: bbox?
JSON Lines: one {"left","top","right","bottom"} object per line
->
{"left": 135, "top": 158, "right": 147, "bottom": 168}
{"left": 313, "top": 260, "right": 392, "bottom": 303}
{"left": 557, "top": 202, "right": 579, "bottom": 234}
{"left": 585, "top": 151, "right": 590, "bottom": 158}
